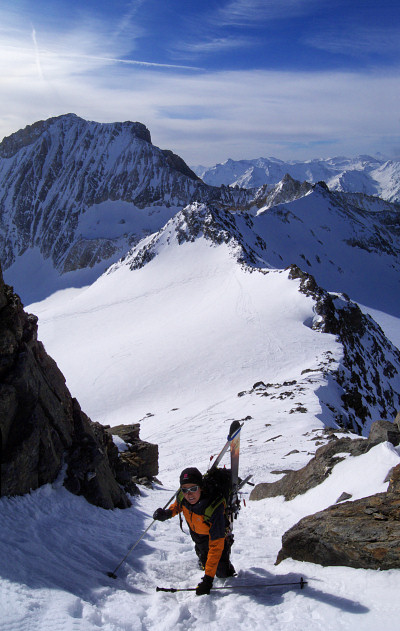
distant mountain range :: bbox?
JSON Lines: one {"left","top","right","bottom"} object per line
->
{"left": 194, "top": 155, "right": 400, "bottom": 202}
{"left": 1, "top": 114, "right": 399, "bottom": 314}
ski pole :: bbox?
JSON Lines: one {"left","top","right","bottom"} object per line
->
{"left": 107, "top": 490, "right": 178, "bottom": 579}
{"left": 156, "top": 577, "right": 307, "bottom": 593}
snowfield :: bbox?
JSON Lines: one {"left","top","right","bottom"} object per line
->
{"left": 2, "top": 213, "right": 400, "bottom": 630}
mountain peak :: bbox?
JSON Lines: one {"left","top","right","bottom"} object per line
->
{"left": 0, "top": 114, "right": 152, "bottom": 159}
{"left": 111, "top": 202, "right": 262, "bottom": 273}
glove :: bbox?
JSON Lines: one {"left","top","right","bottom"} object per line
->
{"left": 153, "top": 508, "right": 172, "bottom": 521}
{"left": 196, "top": 574, "right": 214, "bottom": 596}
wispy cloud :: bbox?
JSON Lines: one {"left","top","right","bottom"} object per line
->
{"left": 305, "top": 26, "right": 400, "bottom": 58}
{"left": 173, "top": 36, "right": 252, "bottom": 56}
{"left": 216, "top": 0, "right": 323, "bottom": 25}
{"left": 0, "top": 2, "right": 399, "bottom": 165}
{"left": 31, "top": 26, "right": 44, "bottom": 80}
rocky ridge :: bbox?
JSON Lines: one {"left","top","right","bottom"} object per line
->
{"left": 288, "top": 265, "right": 400, "bottom": 433}
{"left": 110, "top": 202, "right": 400, "bottom": 436}
{"left": 111, "top": 202, "right": 263, "bottom": 273}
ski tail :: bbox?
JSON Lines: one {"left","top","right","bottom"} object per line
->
{"left": 227, "top": 420, "right": 243, "bottom": 532}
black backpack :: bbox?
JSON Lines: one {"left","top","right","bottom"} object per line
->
{"left": 201, "top": 467, "right": 232, "bottom": 523}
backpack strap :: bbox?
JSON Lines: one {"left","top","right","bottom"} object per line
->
{"left": 176, "top": 490, "right": 185, "bottom": 532}
{"left": 203, "top": 496, "right": 226, "bottom": 524}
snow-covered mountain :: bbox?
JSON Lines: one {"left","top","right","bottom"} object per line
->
{"left": 29, "top": 202, "right": 400, "bottom": 435}
{"left": 195, "top": 155, "right": 400, "bottom": 202}
{"left": 16, "top": 198, "right": 399, "bottom": 631}
{"left": 0, "top": 114, "right": 249, "bottom": 302}
{"left": 2, "top": 115, "right": 400, "bottom": 313}
{"left": 2, "top": 143, "right": 400, "bottom": 627}
{"left": 246, "top": 179, "right": 400, "bottom": 318}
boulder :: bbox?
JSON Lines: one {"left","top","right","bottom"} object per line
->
{"left": 367, "top": 420, "right": 400, "bottom": 446}
{"left": 276, "top": 464, "right": 400, "bottom": 570}
{"left": 0, "top": 267, "right": 131, "bottom": 509}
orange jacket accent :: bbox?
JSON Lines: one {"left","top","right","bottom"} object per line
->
{"left": 169, "top": 499, "right": 225, "bottom": 578}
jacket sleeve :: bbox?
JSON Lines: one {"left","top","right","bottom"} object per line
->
{"left": 204, "top": 504, "right": 226, "bottom": 577}
{"left": 168, "top": 499, "right": 183, "bottom": 517}
{"left": 204, "top": 537, "right": 225, "bottom": 577}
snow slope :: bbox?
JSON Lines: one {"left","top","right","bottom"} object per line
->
{"left": 2, "top": 203, "right": 400, "bottom": 630}
{"left": 1, "top": 383, "right": 400, "bottom": 630}
{"left": 28, "top": 234, "right": 340, "bottom": 427}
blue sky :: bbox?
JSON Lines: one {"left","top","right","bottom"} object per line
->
{"left": 0, "top": 0, "right": 399, "bottom": 165}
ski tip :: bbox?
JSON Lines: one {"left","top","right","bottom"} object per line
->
{"left": 107, "top": 572, "right": 118, "bottom": 580}
{"left": 300, "top": 577, "right": 307, "bottom": 589}
{"left": 228, "top": 420, "right": 243, "bottom": 440}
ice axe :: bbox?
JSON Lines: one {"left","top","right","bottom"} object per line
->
{"left": 107, "top": 490, "right": 178, "bottom": 579}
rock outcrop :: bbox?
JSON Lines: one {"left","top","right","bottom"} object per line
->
{"left": 275, "top": 463, "right": 400, "bottom": 570}
{"left": 256, "top": 416, "right": 400, "bottom": 570}
{"left": 0, "top": 265, "right": 157, "bottom": 508}
{"left": 105, "top": 424, "right": 159, "bottom": 492}
{"left": 250, "top": 420, "right": 400, "bottom": 502}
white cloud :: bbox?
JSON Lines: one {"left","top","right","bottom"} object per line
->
{"left": 0, "top": 5, "right": 399, "bottom": 165}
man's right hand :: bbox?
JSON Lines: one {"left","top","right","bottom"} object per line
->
{"left": 153, "top": 508, "right": 172, "bottom": 521}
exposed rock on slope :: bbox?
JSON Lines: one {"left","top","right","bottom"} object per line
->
{"left": 249, "top": 416, "right": 400, "bottom": 570}
{"left": 0, "top": 264, "right": 156, "bottom": 508}
{"left": 250, "top": 420, "right": 400, "bottom": 502}
{"left": 249, "top": 173, "right": 313, "bottom": 211}
{"left": 114, "top": 202, "right": 262, "bottom": 273}
{"left": 275, "top": 460, "right": 400, "bottom": 570}
{"left": 105, "top": 424, "right": 158, "bottom": 492}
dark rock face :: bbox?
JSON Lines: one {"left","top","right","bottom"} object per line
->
{"left": 368, "top": 419, "right": 400, "bottom": 446}
{"left": 0, "top": 266, "right": 131, "bottom": 509}
{"left": 161, "top": 149, "right": 201, "bottom": 182}
{"left": 251, "top": 174, "right": 313, "bottom": 210}
{"left": 276, "top": 464, "right": 400, "bottom": 570}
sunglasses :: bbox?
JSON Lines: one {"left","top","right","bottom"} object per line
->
{"left": 181, "top": 485, "right": 199, "bottom": 494}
